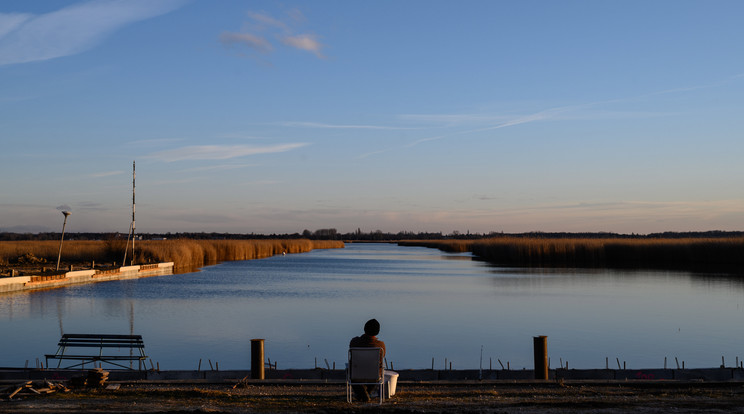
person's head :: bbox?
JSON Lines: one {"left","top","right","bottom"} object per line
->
{"left": 364, "top": 318, "right": 380, "bottom": 336}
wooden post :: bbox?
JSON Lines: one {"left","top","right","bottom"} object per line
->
{"left": 251, "top": 339, "right": 265, "bottom": 380}
{"left": 533, "top": 336, "right": 548, "bottom": 380}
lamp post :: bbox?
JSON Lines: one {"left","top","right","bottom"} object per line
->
{"left": 56, "top": 211, "right": 71, "bottom": 271}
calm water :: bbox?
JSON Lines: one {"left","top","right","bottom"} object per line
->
{"left": 1, "top": 243, "right": 743, "bottom": 370}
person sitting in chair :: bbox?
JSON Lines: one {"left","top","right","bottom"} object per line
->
{"left": 349, "top": 318, "right": 386, "bottom": 401}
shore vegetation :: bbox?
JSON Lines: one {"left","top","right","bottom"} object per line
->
{"left": 400, "top": 237, "right": 744, "bottom": 273}
{"left": 0, "top": 239, "right": 344, "bottom": 273}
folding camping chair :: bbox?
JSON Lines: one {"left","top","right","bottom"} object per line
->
{"left": 346, "top": 347, "right": 384, "bottom": 404}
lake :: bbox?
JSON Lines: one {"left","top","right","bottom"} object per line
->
{"left": 1, "top": 242, "right": 742, "bottom": 370}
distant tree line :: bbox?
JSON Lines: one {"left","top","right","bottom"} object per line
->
{"left": 1, "top": 229, "right": 743, "bottom": 242}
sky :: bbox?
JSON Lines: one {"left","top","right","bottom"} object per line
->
{"left": 1, "top": 0, "right": 743, "bottom": 235}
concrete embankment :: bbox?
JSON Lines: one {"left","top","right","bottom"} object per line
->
{"left": 2, "top": 367, "right": 743, "bottom": 383}
{"left": 0, "top": 263, "right": 174, "bottom": 294}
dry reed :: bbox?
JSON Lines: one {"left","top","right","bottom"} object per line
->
{"left": 0, "top": 239, "right": 344, "bottom": 270}
{"left": 400, "top": 238, "right": 744, "bottom": 272}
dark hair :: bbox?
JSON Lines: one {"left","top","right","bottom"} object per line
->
{"left": 364, "top": 319, "right": 380, "bottom": 336}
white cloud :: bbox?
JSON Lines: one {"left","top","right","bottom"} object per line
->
{"left": 0, "top": 0, "right": 185, "bottom": 66}
{"left": 281, "top": 34, "right": 324, "bottom": 58}
{"left": 147, "top": 143, "right": 308, "bottom": 162}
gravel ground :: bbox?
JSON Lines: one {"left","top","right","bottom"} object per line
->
{"left": 3, "top": 381, "right": 744, "bottom": 413}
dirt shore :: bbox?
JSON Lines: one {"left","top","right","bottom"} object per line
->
{"left": 3, "top": 380, "right": 744, "bottom": 413}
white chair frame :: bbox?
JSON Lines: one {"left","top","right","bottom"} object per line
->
{"left": 346, "top": 347, "right": 384, "bottom": 404}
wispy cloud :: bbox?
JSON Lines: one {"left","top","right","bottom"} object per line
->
{"left": 281, "top": 34, "right": 324, "bottom": 58}
{"left": 219, "top": 32, "right": 273, "bottom": 54}
{"left": 90, "top": 170, "right": 124, "bottom": 178}
{"left": 0, "top": 13, "right": 31, "bottom": 39}
{"left": 357, "top": 149, "right": 392, "bottom": 159}
{"left": 146, "top": 143, "right": 308, "bottom": 162}
{"left": 0, "top": 0, "right": 186, "bottom": 67}
{"left": 126, "top": 137, "right": 184, "bottom": 147}
{"left": 399, "top": 113, "right": 512, "bottom": 126}
{"left": 390, "top": 81, "right": 714, "bottom": 155}
{"left": 221, "top": 9, "right": 326, "bottom": 60}
{"left": 281, "top": 121, "right": 417, "bottom": 130}
{"left": 178, "top": 163, "right": 256, "bottom": 173}
{"left": 245, "top": 11, "right": 290, "bottom": 32}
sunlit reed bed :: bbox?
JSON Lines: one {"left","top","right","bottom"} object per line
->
{"left": 400, "top": 238, "right": 744, "bottom": 272}
{"left": 0, "top": 239, "right": 344, "bottom": 270}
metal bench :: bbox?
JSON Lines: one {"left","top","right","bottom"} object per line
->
{"left": 45, "top": 334, "right": 148, "bottom": 370}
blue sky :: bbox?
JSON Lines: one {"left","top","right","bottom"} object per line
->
{"left": 1, "top": 0, "right": 743, "bottom": 235}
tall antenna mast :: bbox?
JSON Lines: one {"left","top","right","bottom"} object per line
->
{"left": 132, "top": 160, "right": 136, "bottom": 265}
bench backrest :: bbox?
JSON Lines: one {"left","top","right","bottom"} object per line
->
{"left": 58, "top": 334, "right": 145, "bottom": 349}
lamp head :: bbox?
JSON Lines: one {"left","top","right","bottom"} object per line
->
{"left": 62, "top": 211, "right": 71, "bottom": 217}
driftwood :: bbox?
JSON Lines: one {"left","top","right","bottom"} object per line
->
{"left": 1, "top": 379, "right": 69, "bottom": 400}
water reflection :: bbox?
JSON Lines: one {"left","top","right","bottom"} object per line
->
{"left": 1, "top": 243, "right": 744, "bottom": 370}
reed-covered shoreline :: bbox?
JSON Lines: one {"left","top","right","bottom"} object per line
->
{"left": 400, "top": 237, "right": 744, "bottom": 273}
{"left": 0, "top": 239, "right": 344, "bottom": 272}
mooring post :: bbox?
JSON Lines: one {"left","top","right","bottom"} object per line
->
{"left": 251, "top": 338, "right": 265, "bottom": 379}
{"left": 533, "top": 336, "right": 548, "bottom": 380}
